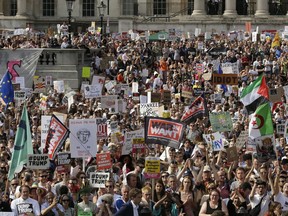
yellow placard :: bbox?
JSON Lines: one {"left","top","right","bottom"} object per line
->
{"left": 82, "top": 67, "right": 91, "bottom": 78}
{"left": 145, "top": 159, "right": 160, "bottom": 174}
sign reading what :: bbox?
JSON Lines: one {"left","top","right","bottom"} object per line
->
{"left": 27, "top": 154, "right": 50, "bottom": 170}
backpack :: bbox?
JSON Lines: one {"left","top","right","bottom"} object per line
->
{"left": 249, "top": 195, "right": 265, "bottom": 216}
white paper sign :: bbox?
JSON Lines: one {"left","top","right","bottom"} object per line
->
{"left": 27, "top": 154, "right": 50, "bottom": 170}
{"left": 203, "top": 132, "right": 224, "bottom": 151}
{"left": 140, "top": 103, "right": 159, "bottom": 117}
{"left": 84, "top": 84, "right": 102, "bottom": 98}
{"left": 221, "top": 62, "right": 239, "bottom": 74}
{"left": 92, "top": 75, "right": 106, "bottom": 85}
{"left": 90, "top": 172, "right": 110, "bottom": 188}
{"left": 53, "top": 80, "right": 65, "bottom": 93}
{"left": 69, "top": 118, "right": 98, "bottom": 158}
{"left": 122, "top": 129, "right": 144, "bottom": 155}
{"left": 101, "top": 95, "right": 118, "bottom": 113}
{"left": 15, "top": 77, "right": 25, "bottom": 89}
{"left": 14, "top": 91, "right": 26, "bottom": 100}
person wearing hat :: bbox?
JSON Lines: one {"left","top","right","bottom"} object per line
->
{"left": 77, "top": 187, "right": 97, "bottom": 215}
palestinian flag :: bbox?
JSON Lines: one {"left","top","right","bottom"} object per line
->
{"left": 248, "top": 103, "right": 274, "bottom": 139}
{"left": 181, "top": 94, "right": 207, "bottom": 124}
{"left": 240, "top": 75, "right": 269, "bottom": 114}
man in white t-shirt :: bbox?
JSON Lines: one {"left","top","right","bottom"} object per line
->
{"left": 11, "top": 185, "right": 41, "bottom": 216}
{"left": 274, "top": 171, "right": 288, "bottom": 212}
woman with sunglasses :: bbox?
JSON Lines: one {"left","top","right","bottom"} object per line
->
{"left": 60, "top": 194, "right": 75, "bottom": 216}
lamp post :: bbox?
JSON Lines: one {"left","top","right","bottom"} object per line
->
{"left": 97, "top": 0, "right": 107, "bottom": 42}
{"left": 66, "top": 0, "right": 75, "bottom": 46}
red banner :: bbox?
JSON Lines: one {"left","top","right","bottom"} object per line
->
{"left": 96, "top": 152, "right": 112, "bottom": 170}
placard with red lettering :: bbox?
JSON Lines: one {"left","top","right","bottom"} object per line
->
{"left": 96, "top": 118, "right": 107, "bottom": 140}
{"left": 144, "top": 117, "right": 185, "bottom": 148}
{"left": 96, "top": 152, "right": 112, "bottom": 170}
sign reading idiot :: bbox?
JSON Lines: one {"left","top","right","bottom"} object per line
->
{"left": 144, "top": 117, "right": 185, "bottom": 148}
{"left": 213, "top": 74, "right": 238, "bottom": 85}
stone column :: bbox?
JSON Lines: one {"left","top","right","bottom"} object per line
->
{"left": 223, "top": 0, "right": 237, "bottom": 16}
{"left": 255, "top": 0, "right": 269, "bottom": 16}
{"left": 16, "top": 0, "right": 27, "bottom": 16}
{"left": 191, "top": 0, "right": 206, "bottom": 16}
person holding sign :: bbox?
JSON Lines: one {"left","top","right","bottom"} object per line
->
{"left": 11, "top": 185, "right": 41, "bottom": 216}
{"left": 77, "top": 189, "right": 97, "bottom": 216}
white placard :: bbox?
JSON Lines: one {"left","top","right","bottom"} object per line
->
{"left": 101, "top": 95, "right": 118, "bottom": 113}
{"left": 27, "top": 154, "right": 50, "bottom": 170}
{"left": 70, "top": 118, "right": 98, "bottom": 158}
{"left": 92, "top": 75, "right": 105, "bottom": 85}
{"left": 203, "top": 132, "right": 224, "bottom": 152}
{"left": 41, "top": 115, "right": 64, "bottom": 151}
{"left": 122, "top": 129, "right": 144, "bottom": 155}
{"left": 140, "top": 103, "right": 159, "bottom": 117}
{"left": 105, "top": 81, "right": 115, "bottom": 91}
{"left": 14, "top": 91, "right": 26, "bottom": 100}
{"left": 221, "top": 62, "right": 239, "bottom": 74}
{"left": 53, "top": 80, "right": 65, "bottom": 93}
{"left": 140, "top": 95, "right": 147, "bottom": 104}
{"left": 15, "top": 77, "right": 25, "bottom": 89}
{"left": 132, "top": 82, "right": 139, "bottom": 93}
{"left": 90, "top": 172, "right": 110, "bottom": 188}
{"left": 84, "top": 84, "right": 102, "bottom": 98}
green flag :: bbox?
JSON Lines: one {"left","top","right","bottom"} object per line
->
{"left": 8, "top": 106, "right": 33, "bottom": 180}
{"left": 248, "top": 103, "right": 274, "bottom": 139}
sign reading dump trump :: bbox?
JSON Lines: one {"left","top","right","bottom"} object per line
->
{"left": 89, "top": 172, "right": 110, "bottom": 188}
{"left": 27, "top": 154, "right": 50, "bottom": 170}
{"left": 144, "top": 117, "right": 185, "bottom": 148}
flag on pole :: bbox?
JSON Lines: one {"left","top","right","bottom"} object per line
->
{"left": 249, "top": 103, "right": 274, "bottom": 139}
{"left": 0, "top": 70, "right": 14, "bottom": 105}
{"left": 181, "top": 94, "right": 208, "bottom": 124}
{"left": 8, "top": 106, "right": 33, "bottom": 180}
{"left": 240, "top": 75, "right": 269, "bottom": 114}
{"left": 44, "top": 114, "right": 70, "bottom": 160}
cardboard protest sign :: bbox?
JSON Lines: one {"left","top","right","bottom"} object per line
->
{"left": 144, "top": 117, "right": 185, "bottom": 148}
{"left": 203, "top": 132, "right": 224, "bottom": 151}
{"left": 27, "top": 154, "right": 50, "bottom": 170}
{"left": 209, "top": 112, "right": 233, "bottom": 132}
{"left": 122, "top": 129, "right": 144, "bottom": 155}
{"left": 84, "top": 84, "right": 102, "bottom": 98}
{"left": 277, "top": 124, "right": 285, "bottom": 135}
{"left": 70, "top": 118, "right": 97, "bottom": 158}
{"left": 226, "top": 146, "right": 238, "bottom": 162}
{"left": 41, "top": 115, "right": 64, "bottom": 151}
{"left": 202, "top": 73, "right": 212, "bottom": 81}
{"left": 144, "top": 156, "right": 161, "bottom": 179}
{"left": 213, "top": 74, "right": 238, "bottom": 85}
{"left": 132, "top": 137, "right": 145, "bottom": 149}
{"left": 90, "top": 172, "right": 110, "bottom": 188}
{"left": 151, "top": 93, "right": 161, "bottom": 103}
{"left": 269, "top": 87, "right": 284, "bottom": 103}
{"left": 221, "top": 62, "right": 239, "bottom": 74}
{"left": 96, "top": 118, "right": 107, "bottom": 140}
{"left": 182, "top": 90, "right": 193, "bottom": 98}
{"left": 254, "top": 135, "right": 276, "bottom": 163}
{"left": 140, "top": 103, "right": 159, "bottom": 117}
{"left": 96, "top": 152, "right": 112, "bottom": 170}
{"left": 162, "top": 90, "right": 171, "bottom": 103}
{"left": 33, "top": 77, "right": 46, "bottom": 93}
{"left": 210, "top": 93, "right": 222, "bottom": 104}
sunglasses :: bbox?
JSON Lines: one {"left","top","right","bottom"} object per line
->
{"left": 105, "top": 185, "right": 113, "bottom": 188}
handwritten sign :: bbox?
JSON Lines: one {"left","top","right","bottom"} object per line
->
{"left": 140, "top": 103, "right": 159, "bottom": 117}
{"left": 96, "top": 153, "right": 112, "bottom": 170}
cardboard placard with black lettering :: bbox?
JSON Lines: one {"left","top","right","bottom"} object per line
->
{"left": 269, "top": 87, "right": 284, "bottom": 103}
{"left": 212, "top": 74, "right": 238, "bottom": 85}
{"left": 162, "top": 90, "right": 171, "bottom": 103}
{"left": 27, "top": 154, "right": 50, "bottom": 170}
{"left": 89, "top": 172, "right": 110, "bottom": 188}
{"left": 151, "top": 93, "right": 161, "bottom": 103}
{"left": 14, "top": 91, "right": 26, "bottom": 100}
{"left": 226, "top": 146, "right": 238, "bottom": 162}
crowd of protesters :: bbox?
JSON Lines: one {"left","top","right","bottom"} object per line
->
{"left": 1, "top": 28, "right": 288, "bottom": 216}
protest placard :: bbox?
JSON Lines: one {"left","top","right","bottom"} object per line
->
{"left": 96, "top": 118, "right": 107, "bottom": 140}
{"left": 277, "top": 124, "right": 285, "bottom": 135}
{"left": 82, "top": 67, "right": 91, "bottom": 78}
{"left": 70, "top": 118, "right": 98, "bottom": 158}
{"left": 162, "top": 90, "right": 171, "bottom": 103}
{"left": 203, "top": 132, "right": 224, "bottom": 151}
{"left": 122, "top": 129, "right": 144, "bottom": 155}
{"left": 221, "top": 62, "right": 239, "bottom": 74}
{"left": 140, "top": 103, "right": 159, "bottom": 117}
{"left": 226, "top": 146, "right": 238, "bottom": 162}
{"left": 53, "top": 80, "right": 65, "bottom": 93}
{"left": 27, "top": 154, "right": 50, "bottom": 170}
{"left": 151, "top": 93, "right": 161, "bottom": 102}
{"left": 144, "top": 117, "right": 185, "bottom": 149}
{"left": 209, "top": 112, "right": 233, "bottom": 132}
{"left": 90, "top": 172, "right": 110, "bottom": 188}
{"left": 254, "top": 135, "right": 276, "bottom": 163}
{"left": 34, "top": 77, "right": 46, "bottom": 93}
{"left": 92, "top": 75, "right": 105, "bottom": 85}
{"left": 144, "top": 156, "right": 160, "bottom": 179}
{"left": 101, "top": 95, "right": 118, "bottom": 113}
{"left": 84, "top": 84, "right": 102, "bottom": 98}
{"left": 235, "top": 130, "right": 248, "bottom": 152}
{"left": 96, "top": 152, "right": 112, "bottom": 170}
{"left": 269, "top": 87, "right": 284, "bottom": 103}
{"left": 182, "top": 90, "right": 193, "bottom": 98}
{"left": 15, "top": 76, "right": 25, "bottom": 89}
{"left": 41, "top": 115, "right": 64, "bottom": 150}
{"left": 14, "top": 91, "right": 26, "bottom": 100}
{"left": 212, "top": 74, "right": 238, "bottom": 85}
{"left": 16, "top": 203, "right": 34, "bottom": 215}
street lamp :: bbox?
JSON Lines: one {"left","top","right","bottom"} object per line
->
{"left": 66, "top": 0, "right": 75, "bottom": 46}
{"left": 97, "top": 0, "right": 107, "bottom": 41}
